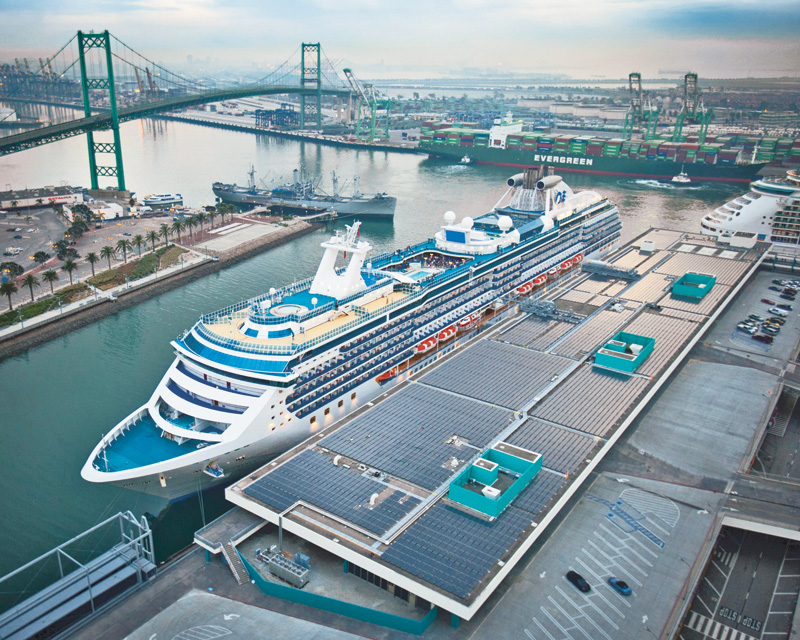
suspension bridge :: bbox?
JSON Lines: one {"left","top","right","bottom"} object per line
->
{"left": 0, "top": 32, "right": 366, "bottom": 191}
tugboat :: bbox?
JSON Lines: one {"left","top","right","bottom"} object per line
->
{"left": 460, "top": 155, "right": 472, "bottom": 165}
{"left": 669, "top": 165, "right": 692, "bottom": 187}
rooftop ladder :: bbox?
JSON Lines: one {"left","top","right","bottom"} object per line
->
{"left": 221, "top": 541, "right": 248, "bottom": 586}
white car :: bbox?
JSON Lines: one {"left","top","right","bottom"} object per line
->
{"left": 769, "top": 307, "right": 788, "bottom": 317}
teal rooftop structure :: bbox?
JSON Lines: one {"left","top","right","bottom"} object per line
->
{"left": 672, "top": 271, "right": 717, "bottom": 300}
{"left": 594, "top": 331, "right": 655, "bottom": 375}
{"left": 448, "top": 443, "right": 542, "bottom": 519}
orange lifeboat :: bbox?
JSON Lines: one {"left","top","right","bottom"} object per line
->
{"left": 533, "top": 274, "right": 547, "bottom": 287}
{"left": 517, "top": 281, "right": 533, "bottom": 295}
{"left": 560, "top": 259, "right": 572, "bottom": 271}
{"left": 416, "top": 337, "right": 438, "bottom": 354}
{"left": 573, "top": 253, "right": 584, "bottom": 263}
{"left": 438, "top": 325, "right": 457, "bottom": 342}
{"left": 548, "top": 266, "right": 560, "bottom": 277}
{"left": 376, "top": 367, "right": 398, "bottom": 383}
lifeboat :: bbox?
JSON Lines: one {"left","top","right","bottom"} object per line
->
{"left": 457, "top": 314, "right": 479, "bottom": 331}
{"left": 416, "top": 337, "right": 438, "bottom": 354}
{"left": 438, "top": 325, "right": 457, "bottom": 342}
{"left": 573, "top": 253, "right": 584, "bottom": 264}
{"left": 517, "top": 281, "right": 533, "bottom": 295}
{"left": 548, "top": 266, "right": 560, "bottom": 277}
{"left": 376, "top": 366, "right": 398, "bottom": 383}
{"left": 560, "top": 259, "right": 572, "bottom": 271}
{"left": 533, "top": 274, "right": 547, "bottom": 287}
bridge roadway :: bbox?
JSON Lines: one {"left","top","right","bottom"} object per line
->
{"left": 0, "top": 84, "right": 350, "bottom": 156}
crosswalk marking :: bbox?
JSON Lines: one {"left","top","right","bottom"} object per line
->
{"left": 685, "top": 611, "right": 761, "bottom": 640}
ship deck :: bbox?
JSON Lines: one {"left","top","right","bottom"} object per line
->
{"left": 203, "top": 290, "right": 410, "bottom": 347}
{"left": 226, "top": 229, "right": 769, "bottom": 619}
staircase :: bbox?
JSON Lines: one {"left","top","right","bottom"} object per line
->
{"left": 767, "top": 391, "right": 798, "bottom": 437}
{"left": 221, "top": 541, "right": 248, "bottom": 586}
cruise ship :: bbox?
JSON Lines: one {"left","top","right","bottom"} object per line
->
{"left": 700, "top": 169, "right": 800, "bottom": 249}
{"left": 81, "top": 169, "right": 622, "bottom": 500}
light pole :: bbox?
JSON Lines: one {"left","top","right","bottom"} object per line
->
{"left": 57, "top": 296, "right": 62, "bottom": 315}
{"left": 18, "top": 309, "right": 23, "bottom": 329}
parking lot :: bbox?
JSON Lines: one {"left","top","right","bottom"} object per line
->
{"left": 471, "top": 473, "right": 724, "bottom": 640}
{"left": 680, "top": 528, "right": 800, "bottom": 640}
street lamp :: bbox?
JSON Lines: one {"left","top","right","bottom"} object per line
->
{"left": 57, "top": 296, "right": 62, "bottom": 315}
{"left": 18, "top": 309, "right": 23, "bottom": 329}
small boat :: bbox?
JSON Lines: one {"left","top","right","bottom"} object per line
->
{"left": 560, "top": 259, "right": 572, "bottom": 271}
{"left": 376, "top": 366, "right": 398, "bottom": 383}
{"left": 517, "top": 282, "right": 534, "bottom": 295}
{"left": 438, "top": 326, "right": 457, "bottom": 342}
{"left": 573, "top": 253, "right": 584, "bottom": 264}
{"left": 457, "top": 314, "right": 479, "bottom": 331}
{"left": 533, "top": 274, "right": 548, "bottom": 287}
{"left": 202, "top": 462, "right": 224, "bottom": 478}
{"left": 143, "top": 193, "right": 183, "bottom": 208}
{"left": 548, "top": 266, "right": 560, "bottom": 277}
{"left": 460, "top": 155, "right": 471, "bottom": 165}
{"left": 670, "top": 166, "right": 692, "bottom": 187}
{"left": 416, "top": 337, "right": 438, "bottom": 354}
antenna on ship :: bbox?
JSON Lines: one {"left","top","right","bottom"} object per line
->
{"left": 248, "top": 164, "right": 256, "bottom": 192}
{"left": 332, "top": 171, "right": 339, "bottom": 199}
{"left": 353, "top": 175, "right": 360, "bottom": 198}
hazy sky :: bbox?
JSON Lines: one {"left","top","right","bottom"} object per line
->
{"left": 1, "top": 0, "right": 798, "bottom": 79}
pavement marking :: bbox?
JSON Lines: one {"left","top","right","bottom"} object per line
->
{"left": 696, "top": 595, "right": 715, "bottom": 617}
{"left": 704, "top": 576, "right": 723, "bottom": 597}
{"left": 685, "top": 611, "right": 762, "bottom": 640}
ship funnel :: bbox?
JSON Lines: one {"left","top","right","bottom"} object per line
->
{"left": 536, "top": 175, "right": 563, "bottom": 190}
{"left": 507, "top": 173, "right": 525, "bottom": 187}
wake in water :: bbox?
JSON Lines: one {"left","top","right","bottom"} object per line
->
{"left": 630, "top": 179, "right": 703, "bottom": 191}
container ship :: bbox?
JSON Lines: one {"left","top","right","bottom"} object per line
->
{"left": 418, "top": 113, "right": 797, "bottom": 184}
{"left": 81, "top": 168, "right": 622, "bottom": 500}
{"left": 213, "top": 167, "right": 396, "bottom": 220}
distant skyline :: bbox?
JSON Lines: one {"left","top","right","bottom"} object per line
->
{"left": 0, "top": 0, "right": 798, "bottom": 79}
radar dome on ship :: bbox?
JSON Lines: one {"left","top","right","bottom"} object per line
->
{"left": 444, "top": 210, "right": 456, "bottom": 224}
{"left": 498, "top": 215, "right": 513, "bottom": 232}
{"left": 461, "top": 217, "right": 473, "bottom": 229}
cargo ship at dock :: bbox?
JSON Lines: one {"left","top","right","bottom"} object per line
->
{"left": 81, "top": 168, "right": 621, "bottom": 500}
{"left": 212, "top": 167, "right": 396, "bottom": 219}
{"left": 419, "top": 113, "right": 783, "bottom": 184}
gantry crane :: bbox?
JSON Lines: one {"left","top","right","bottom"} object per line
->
{"left": 342, "top": 68, "right": 392, "bottom": 141}
{"left": 672, "top": 72, "right": 713, "bottom": 144}
{"left": 622, "top": 72, "right": 660, "bottom": 140}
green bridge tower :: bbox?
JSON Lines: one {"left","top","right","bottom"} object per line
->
{"left": 77, "top": 30, "right": 126, "bottom": 191}
{"left": 300, "top": 43, "right": 322, "bottom": 131}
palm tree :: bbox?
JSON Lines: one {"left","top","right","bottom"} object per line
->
{"left": 100, "top": 245, "right": 116, "bottom": 270}
{"left": 207, "top": 209, "right": 217, "bottom": 229}
{"left": 61, "top": 259, "right": 77, "bottom": 285}
{"left": 159, "top": 224, "right": 171, "bottom": 247}
{"left": 146, "top": 230, "right": 159, "bottom": 252}
{"left": 22, "top": 274, "right": 39, "bottom": 302}
{"left": 133, "top": 234, "right": 144, "bottom": 256}
{"left": 171, "top": 219, "right": 185, "bottom": 243}
{"left": 0, "top": 281, "right": 18, "bottom": 310}
{"left": 116, "top": 239, "right": 132, "bottom": 263}
{"left": 185, "top": 216, "right": 196, "bottom": 242}
{"left": 196, "top": 211, "right": 208, "bottom": 235}
{"left": 42, "top": 269, "right": 58, "bottom": 294}
{"left": 86, "top": 252, "right": 99, "bottom": 277}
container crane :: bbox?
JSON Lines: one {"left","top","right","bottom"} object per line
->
{"left": 671, "top": 72, "right": 713, "bottom": 144}
{"left": 342, "top": 68, "right": 392, "bottom": 141}
{"left": 622, "top": 72, "right": 660, "bottom": 140}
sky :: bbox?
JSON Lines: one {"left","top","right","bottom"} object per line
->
{"left": 0, "top": 0, "right": 798, "bottom": 79}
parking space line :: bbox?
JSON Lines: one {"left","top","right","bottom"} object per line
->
{"left": 541, "top": 603, "right": 583, "bottom": 640}
{"left": 547, "top": 595, "right": 593, "bottom": 640}
{"left": 607, "top": 524, "right": 658, "bottom": 558}
{"left": 589, "top": 539, "right": 648, "bottom": 577}
{"left": 711, "top": 559, "right": 729, "bottom": 577}
{"left": 554, "top": 587, "right": 617, "bottom": 639}
{"left": 577, "top": 551, "right": 644, "bottom": 588}
{"left": 703, "top": 575, "right": 722, "bottom": 597}
{"left": 592, "top": 530, "right": 655, "bottom": 568}
{"left": 695, "top": 595, "right": 714, "bottom": 616}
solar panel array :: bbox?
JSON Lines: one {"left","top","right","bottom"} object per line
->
{"left": 420, "top": 341, "right": 573, "bottom": 409}
{"left": 381, "top": 502, "right": 533, "bottom": 599}
{"left": 506, "top": 419, "right": 599, "bottom": 473}
{"left": 512, "top": 469, "right": 567, "bottom": 515}
{"left": 321, "top": 384, "right": 514, "bottom": 490}
{"left": 497, "top": 317, "right": 554, "bottom": 347}
{"left": 243, "top": 449, "right": 420, "bottom": 536}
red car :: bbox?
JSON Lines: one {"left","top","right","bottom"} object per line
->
{"left": 761, "top": 298, "right": 775, "bottom": 305}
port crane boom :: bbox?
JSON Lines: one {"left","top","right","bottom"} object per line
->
{"left": 342, "top": 68, "right": 391, "bottom": 141}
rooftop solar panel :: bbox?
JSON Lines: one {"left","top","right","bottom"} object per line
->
{"left": 505, "top": 419, "right": 599, "bottom": 474}
{"left": 381, "top": 502, "right": 532, "bottom": 599}
{"left": 321, "top": 384, "right": 514, "bottom": 490}
{"left": 243, "top": 449, "right": 420, "bottom": 536}
{"left": 420, "top": 341, "right": 573, "bottom": 409}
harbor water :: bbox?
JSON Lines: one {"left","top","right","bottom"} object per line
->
{"left": 0, "top": 118, "right": 741, "bottom": 585}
